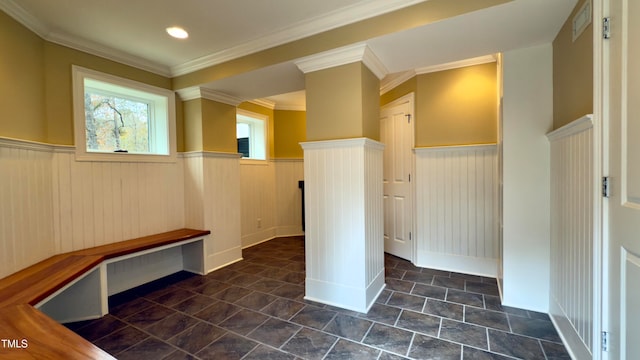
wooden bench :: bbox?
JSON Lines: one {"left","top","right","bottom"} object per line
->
{"left": 0, "top": 228, "right": 210, "bottom": 359}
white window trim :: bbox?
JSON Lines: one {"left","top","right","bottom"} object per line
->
{"left": 72, "top": 65, "right": 177, "bottom": 162}
{"left": 236, "top": 108, "right": 269, "bottom": 163}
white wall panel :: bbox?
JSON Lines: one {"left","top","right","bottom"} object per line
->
{"left": 0, "top": 139, "right": 55, "bottom": 278}
{"left": 51, "top": 151, "right": 185, "bottom": 252}
{"left": 274, "top": 159, "right": 304, "bottom": 237}
{"left": 547, "top": 116, "right": 594, "bottom": 358}
{"left": 184, "top": 152, "right": 242, "bottom": 272}
{"left": 415, "top": 145, "right": 498, "bottom": 276}
{"left": 239, "top": 161, "right": 276, "bottom": 247}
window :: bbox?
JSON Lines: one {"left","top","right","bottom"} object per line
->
{"left": 72, "top": 66, "right": 176, "bottom": 162}
{"left": 236, "top": 109, "right": 267, "bottom": 161}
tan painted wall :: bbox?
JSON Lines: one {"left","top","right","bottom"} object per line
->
{"left": 1, "top": 12, "right": 176, "bottom": 145}
{"left": 362, "top": 64, "right": 381, "bottom": 141}
{"left": 0, "top": 11, "right": 46, "bottom": 142}
{"left": 43, "top": 43, "right": 172, "bottom": 145}
{"left": 381, "top": 77, "right": 417, "bottom": 107}
{"left": 553, "top": 0, "right": 593, "bottom": 129}
{"left": 274, "top": 110, "right": 306, "bottom": 158}
{"left": 182, "top": 99, "right": 203, "bottom": 152}
{"left": 306, "top": 62, "right": 380, "bottom": 141}
{"left": 203, "top": 99, "right": 237, "bottom": 153}
{"left": 416, "top": 63, "right": 498, "bottom": 147}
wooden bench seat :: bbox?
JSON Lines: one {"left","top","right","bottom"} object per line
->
{"left": 0, "top": 254, "right": 103, "bottom": 309}
{"left": 0, "top": 228, "right": 210, "bottom": 359}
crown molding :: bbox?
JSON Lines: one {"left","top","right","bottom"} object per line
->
{"left": 275, "top": 104, "right": 306, "bottom": 111}
{"left": 170, "top": 0, "right": 425, "bottom": 76}
{"left": 47, "top": 32, "right": 172, "bottom": 77}
{"left": 176, "top": 87, "right": 243, "bottom": 106}
{"left": 0, "top": 0, "right": 49, "bottom": 36}
{"left": 2, "top": 1, "right": 171, "bottom": 77}
{"left": 249, "top": 99, "right": 276, "bottom": 110}
{"left": 380, "top": 69, "right": 416, "bottom": 95}
{"left": 415, "top": 54, "right": 497, "bottom": 75}
{"left": 295, "top": 43, "right": 387, "bottom": 79}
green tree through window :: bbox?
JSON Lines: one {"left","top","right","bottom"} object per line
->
{"left": 85, "top": 91, "right": 150, "bottom": 153}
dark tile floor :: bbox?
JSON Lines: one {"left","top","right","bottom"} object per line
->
{"left": 66, "top": 236, "right": 570, "bottom": 359}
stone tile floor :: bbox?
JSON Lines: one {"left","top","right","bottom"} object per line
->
{"left": 66, "top": 236, "right": 571, "bottom": 359}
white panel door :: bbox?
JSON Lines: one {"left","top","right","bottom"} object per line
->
{"left": 381, "top": 94, "right": 414, "bottom": 261}
{"left": 606, "top": 0, "right": 640, "bottom": 358}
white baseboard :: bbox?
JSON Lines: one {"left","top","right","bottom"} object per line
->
{"left": 305, "top": 270, "right": 385, "bottom": 313}
{"left": 549, "top": 297, "right": 592, "bottom": 360}
{"left": 416, "top": 251, "right": 498, "bottom": 278}
{"left": 276, "top": 225, "right": 304, "bottom": 237}
{"left": 242, "top": 227, "right": 277, "bottom": 248}
{"left": 206, "top": 246, "right": 243, "bottom": 273}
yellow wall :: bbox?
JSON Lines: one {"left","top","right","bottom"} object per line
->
{"left": 553, "top": 0, "right": 593, "bottom": 129}
{"left": 381, "top": 77, "right": 417, "bottom": 107}
{"left": 274, "top": 110, "right": 306, "bottom": 158}
{"left": 415, "top": 63, "right": 498, "bottom": 147}
{"left": 306, "top": 62, "right": 380, "bottom": 141}
{"left": 182, "top": 99, "right": 203, "bottom": 152}
{"left": 0, "top": 11, "right": 46, "bottom": 142}
{"left": 0, "top": 11, "right": 174, "bottom": 146}
{"left": 43, "top": 43, "right": 172, "bottom": 145}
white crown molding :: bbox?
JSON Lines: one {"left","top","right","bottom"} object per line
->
{"left": 176, "top": 87, "right": 243, "bottom": 106}
{"left": 170, "top": 0, "right": 425, "bottom": 77}
{"left": 274, "top": 104, "right": 306, "bottom": 111}
{"left": 380, "top": 70, "right": 416, "bottom": 95}
{"left": 415, "top": 54, "right": 497, "bottom": 75}
{"left": 1, "top": 1, "right": 171, "bottom": 77}
{"left": 249, "top": 99, "right": 276, "bottom": 110}
{"left": 47, "top": 32, "right": 172, "bottom": 77}
{"left": 0, "top": 0, "right": 49, "bottom": 36}
{"left": 295, "top": 43, "right": 387, "bottom": 79}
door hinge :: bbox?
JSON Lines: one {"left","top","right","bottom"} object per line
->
{"left": 602, "top": 331, "right": 609, "bottom": 351}
{"left": 602, "top": 176, "right": 611, "bottom": 198}
{"left": 405, "top": 114, "right": 411, "bottom": 123}
{"left": 408, "top": 173, "right": 411, "bottom": 182}
{"left": 603, "top": 17, "right": 611, "bottom": 39}
{"left": 409, "top": 232, "right": 412, "bottom": 241}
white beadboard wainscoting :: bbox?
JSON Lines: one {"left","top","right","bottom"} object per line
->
{"left": 301, "top": 138, "right": 385, "bottom": 313}
{"left": 0, "top": 138, "right": 56, "bottom": 279}
{"left": 240, "top": 160, "right": 276, "bottom": 247}
{"left": 239, "top": 159, "right": 304, "bottom": 248}
{"left": 0, "top": 137, "right": 187, "bottom": 280}
{"left": 274, "top": 159, "right": 304, "bottom": 237}
{"left": 547, "top": 115, "right": 594, "bottom": 359}
{"left": 184, "top": 152, "right": 242, "bottom": 273}
{"left": 52, "top": 149, "right": 186, "bottom": 253}
{"left": 414, "top": 144, "right": 499, "bottom": 277}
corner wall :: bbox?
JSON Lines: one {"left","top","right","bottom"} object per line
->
{"left": 501, "top": 44, "right": 553, "bottom": 312}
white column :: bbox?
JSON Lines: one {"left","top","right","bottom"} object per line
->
{"left": 301, "top": 138, "right": 385, "bottom": 313}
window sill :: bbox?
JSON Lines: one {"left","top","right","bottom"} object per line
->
{"left": 75, "top": 151, "right": 177, "bottom": 163}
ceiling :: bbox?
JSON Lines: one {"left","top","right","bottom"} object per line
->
{"left": 2, "top": 0, "right": 577, "bottom": 109}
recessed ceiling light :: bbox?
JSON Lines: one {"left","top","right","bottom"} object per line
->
{"left": 166, "top": 26, "right": 188, "bottom": 39}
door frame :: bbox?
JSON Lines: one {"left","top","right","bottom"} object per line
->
{"left": 593, "top": 0, "right": 608, "bottom": 358}
{"left": 381, "top": 92, "right": 416, "bottom": 263}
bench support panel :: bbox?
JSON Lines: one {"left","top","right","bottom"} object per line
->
{"left": 36, "top": 267, "right": 105, "bottom": 323}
